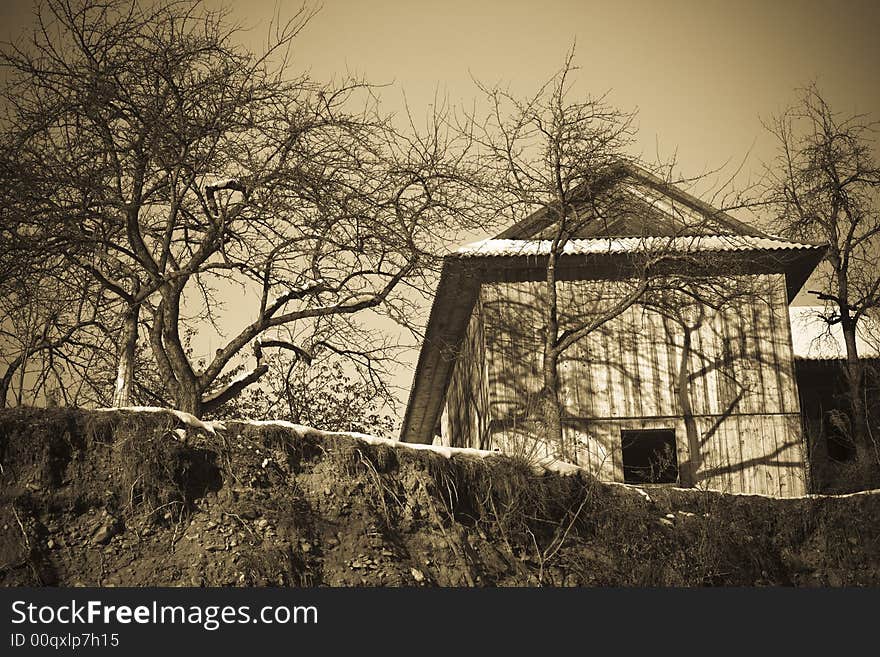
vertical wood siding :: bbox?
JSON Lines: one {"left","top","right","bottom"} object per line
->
{"left": 442, "top": 272, "right": 807, "bottom": 497}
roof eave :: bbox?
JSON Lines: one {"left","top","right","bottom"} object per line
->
{"left": 399, "top": 258, "right": 481, "bottom": 444}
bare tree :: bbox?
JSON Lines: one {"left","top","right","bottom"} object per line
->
{"left": 1, "top": 0, "right": 484, "bottom": 416}
{"left": 0, "top": 253, "right": 113, "bottom": 408}
{"left": 763, "top": 84, "right": 880, "bottom": 465}
{"left": 470, "top": 52, "right": 763, "bottom": 460}
{"left": 469, "top": 52, "right": 638, "bottom": 457}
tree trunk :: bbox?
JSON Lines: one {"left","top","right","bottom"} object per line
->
{"left": 15, "top": 342, "right": 29, "bottom": 406}
{"left": 840, "top": 315, "right": 869, "bottom": 459}
{"left": 0, "top": 371, "right": 11, "bottom": 409}
{"left": 153, "top": 283, "right": 204, "bottom": 416}
{"left": 176, "top": 384, "right": 203, "bottom": 417}
{"left": 112, "top": 303, "right": 140, "bottom": 407}
{"left": 541, "top": 347, "right": 566, "bottom": 460}
{"left": 542, "top": 249, "right": 567, "bottom": 460}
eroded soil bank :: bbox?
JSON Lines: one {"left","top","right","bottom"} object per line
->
{"left": 1, "top": 407, "right": 878, "bottom": 586}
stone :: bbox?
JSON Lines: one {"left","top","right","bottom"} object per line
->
{"left": 91, "top": 522, "right": 118, "bottom": 545}
{"left": 238, "top": 507, "right": 259, "bottom": 520}
{"left": 410, "top": 568, "right": 425, "bottom": 583}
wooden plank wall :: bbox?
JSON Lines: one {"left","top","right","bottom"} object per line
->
{"left": 469, "top": 272, "right": 807, "bottom": 497}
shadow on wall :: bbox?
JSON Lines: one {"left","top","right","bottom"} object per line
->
{"left": 474, "top": 275, "right": 807, "bottom": 494}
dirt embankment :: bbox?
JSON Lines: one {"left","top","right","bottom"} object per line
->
{"left": 1, "top": 407, "right": 878, "bottom": 587}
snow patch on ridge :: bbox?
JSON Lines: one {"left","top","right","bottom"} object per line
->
{"left": 94, "top": 411, "right": 880, "bottom": 498}
{"left": 235, "top": 419, "right": 583, "bottom": 476}
{"left": 95, "top": 406, "right": 227, "bottom": 434}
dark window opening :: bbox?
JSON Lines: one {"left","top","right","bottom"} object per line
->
{"left": 621, "top": 429, "right": 679, "bottom": 484}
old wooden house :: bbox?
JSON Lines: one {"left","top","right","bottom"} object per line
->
{"left": 400, "top": 165, "right": 826, "bottom": 497}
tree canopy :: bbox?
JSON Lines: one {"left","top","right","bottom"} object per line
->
{"left": 0, "top": 0, "right": 485, "bottom": 416}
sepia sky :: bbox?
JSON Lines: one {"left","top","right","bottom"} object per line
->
{"left": 269, "top": 1, "right": 876, "bottom": 195}
{"left": 280, "top": 0, "right": 880, "bottom": 184}
{"left": 2, "top": 0, "right": 878, "bottom": 413}
{"left": 2, "top": 0, "right": 879, "bottom": 192}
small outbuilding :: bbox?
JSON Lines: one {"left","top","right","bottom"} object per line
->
{"left": 401, "top": 165, "right": 826, "bottom": 497}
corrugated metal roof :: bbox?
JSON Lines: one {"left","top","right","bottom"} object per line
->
{"left": 455, "top": 235, "right": 824, "bottom": 258}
